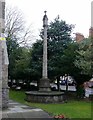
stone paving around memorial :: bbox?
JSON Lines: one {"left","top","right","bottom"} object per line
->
{"left": 1, "top": 100, "right": 52, "bottom": 119}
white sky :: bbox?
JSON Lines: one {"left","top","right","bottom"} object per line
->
{"left": 6, "top": 0, "right": 92, "bottom": 41}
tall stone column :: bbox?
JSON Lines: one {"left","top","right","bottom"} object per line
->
{"left": 42, "top": 11, "right": 48, "bottom": 79}
{"left": 39, "top": 11, "right": 51, "bottom": 91}
{"left": 0, "top": 0, "right": 9, "bottom": 109}
{"left": 91, "top": 2, "right": 93, "bottom": 28}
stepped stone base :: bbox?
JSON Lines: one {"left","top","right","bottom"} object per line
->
{"left": 25, "top": 91, "right": 64, "bottom": 103}
{"left": 39, "top": 78, "right": 51, "bottom": 92}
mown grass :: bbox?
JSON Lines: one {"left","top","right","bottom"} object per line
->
{"left": 9, "top": 89, "right": 92, "bottom": 119}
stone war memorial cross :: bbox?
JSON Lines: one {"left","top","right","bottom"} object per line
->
{"left": 0, "top": 0, "right": 9, "bottom": 109}
{"left": 25, "top": 11, "right": 64, "bottom": 103}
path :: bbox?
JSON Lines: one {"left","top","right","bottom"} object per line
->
{"left": 1, "top": 100, "right": 53, "bottom": 120}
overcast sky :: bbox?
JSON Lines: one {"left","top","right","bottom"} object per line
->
{"left": 6, "top": 0, "right": 92, "bottom": 40}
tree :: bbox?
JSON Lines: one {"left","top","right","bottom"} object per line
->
{"left": 6, "top": 37, "right": 21, "bottom": 80}
{"left": 61, "top": 42, "right": 80, "bottom": 75}
{"left": 46, "top": 17, "right": 74, "bottom": 78}
{"left": 29, "top": 40, "right": 43, "bottom": 81}
{"left": 74, "top": 38, "right": 91, "bottom": 75}
{"left": 5, "top": 7, "right": 34, "bottom": 47}
{"left": 73, "top": 38, "right": 92, "bottom": 98}
{"left": 5, "top": 7, "right": 24, "bottom": 38}
{"left": 43, "top": 17, "right": 74, "bottom": 77}
{"left": 30, "top": 17, "right": 76, "bottom": 89}
{"left": 14, "top": 47, "right": 31, "bottom": 80}
{"left": 5, "top": 7, "right": 34, "bottom": 81}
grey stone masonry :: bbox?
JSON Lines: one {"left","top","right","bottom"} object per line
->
{"left": 0, "top": 46, "right": 9, "bottom": 109}
{"left": 0, "top": 40, "right": 2, "bottom": 109}
{"left": 0, "top": 0, "right": 5, "bottom": 33}
{"left": 2, "top": 88, "right": 9, "bottom": 108}
{"left": 1, "top": 46, "right": 9, "bottom": 109}
{"left": 39, "top": 11, "right": 51, "bottom": 92}
{"left": 0, "top": 0, "right": 9, "bottom": 109}
{"left": 2, "top": 52, "right": 9, "bottom": 108}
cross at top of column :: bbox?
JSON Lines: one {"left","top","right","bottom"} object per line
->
{"left": 43, "top": 11, "right": 48, "bottom": 28}
{"left": 44, "top": 11, "right": 47, "bottom": 15}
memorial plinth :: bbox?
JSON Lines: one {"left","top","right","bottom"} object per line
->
{"left": 25, "top": 91, "right": 64, "bottom": 103}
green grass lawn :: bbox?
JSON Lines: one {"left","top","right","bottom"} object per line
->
{"left": 9, "top": 89, "right": 92, "bottom": 119}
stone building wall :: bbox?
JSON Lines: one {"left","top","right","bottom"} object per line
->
{"left": 0, "top": 41, "right": 2, "bottom": 109}
{"left": 0, "top": 0, "right": 9, "bottom": 109}
{"left": 2, "top": 49, "right": 9, "bottom": 109}
{"left": 0, "top": 46, "right": 9, "bottom": 109}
